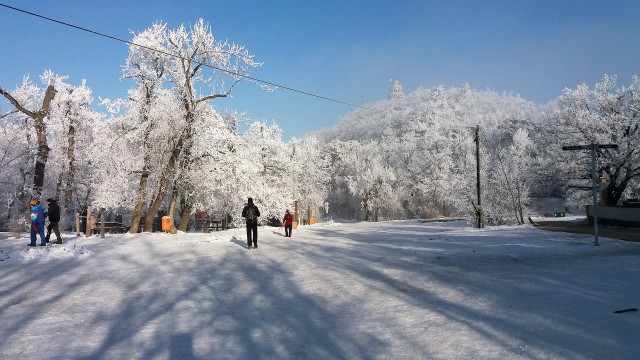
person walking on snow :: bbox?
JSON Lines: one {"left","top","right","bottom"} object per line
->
{"left": 242, "top": 197, "right": 260, "bottom": 249}
{"left": 29, "top": 200, "right": 47, "bottom": 247}
{"left": 283, "top": 209, "right": 293, "bottom": 237}
{"left": 45, "top": 198, "right": 62, "bottom": 244}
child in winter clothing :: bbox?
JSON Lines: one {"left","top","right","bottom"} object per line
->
{"left": 29, "top": 200, "right": 47, "bottom": 246}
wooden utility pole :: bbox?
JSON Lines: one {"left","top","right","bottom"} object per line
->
{"left": 475, "top": 125, "right": 484, "bottom": 228}
{"left": 589, "top": 145, "right": 599, "bottom": 246}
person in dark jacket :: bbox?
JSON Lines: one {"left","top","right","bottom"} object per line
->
{"left": 241, "top": 197, "right": 260, "bottom": 249}
{"left": 283, "top": 209, "right": 293, "bottom": 237}
{"left": 45, "top": 198, "right": 62, "bottom": 244}
{"left": 29, "top": 200, "right": 47, "bottom": 247}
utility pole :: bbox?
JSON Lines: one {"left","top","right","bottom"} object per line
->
{"left": 562, "top": 143, "right": 618, "bottom": 246}
{"left": 589, "top": 145, "right": 599, "bottom": 246}
{"left": 475, "top": 125, "right": 484, "bottom": 228}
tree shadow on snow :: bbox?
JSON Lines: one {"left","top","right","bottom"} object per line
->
{"left": 7, "top": 234, "right": 386, "bottom": 359}
{"left": 294, "top": 221, "right": 640, "bottom": 359}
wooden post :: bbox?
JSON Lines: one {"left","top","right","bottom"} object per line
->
{"left": 100, "top": 213, "right": 105, "bottom": 239}
{"left": 76, "top": 212, "right": 80, "bottom": 236}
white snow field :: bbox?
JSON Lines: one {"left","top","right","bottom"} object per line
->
{"left": 1, "top": 220, "right": 639, "bottom": 359}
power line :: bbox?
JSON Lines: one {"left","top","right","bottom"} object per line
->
{"left": 0, "top": 3, "right": 370, "bottom": 110}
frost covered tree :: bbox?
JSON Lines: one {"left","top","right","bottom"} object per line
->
{"left": 319, "top": 85, "right": 542, "bottom": 223}
{"left": 0, "top": 72, "right": 57, "bottom": 203}
{"left": 288, "top": 135, "right": 331, "bottom": 216}
{"left": 94, "top": 84, "right": 181, "bottom": 230}
{"left": 195, "top": 112, "right": 248, "bottom": 226}
{"left": 235, "top": 122, "right": 291, "bottom": 222}
{"left": 545, "top": 75, "right": 640, "bottom": 206}
{"left": 0, "top": 105, "right": 32, "bottom": 226}
{"left": 170, "top": 102, "right": 230, "bottom": 231}
{"left": 483, "top": 128, "right": 534, "bottom": 224}
{"left": 111, "top": 19, "right": 263, "bottom": 232}
{"left": 45, "top": 78, "right": 102, "bottom": 225}
{"left": 328, "top": 139, "right": 398, "bottom": 221}
{"left": 0, "top": 72, "right": 103, "bottom": 229}
{"left": 99, "top": 23, "right": 182, "bottom": 232}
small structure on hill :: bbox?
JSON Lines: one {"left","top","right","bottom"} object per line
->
{"left": 388, "top": 80, "right": 404, "bottom": 100}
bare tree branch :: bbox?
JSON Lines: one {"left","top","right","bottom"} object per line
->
{"left": 196, "top": 78, "right": 240, "bottom": 104}
{"left": 0, "top": 86, "right": 38, "bottom": 118}
{"left": 0, "top": 108, "right": 19, "bottom": 120}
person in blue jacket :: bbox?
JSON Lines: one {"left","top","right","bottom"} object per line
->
{"left": 29, "top": 200, "right": 47, "bottom": 247}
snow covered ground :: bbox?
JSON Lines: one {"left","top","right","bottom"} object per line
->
{"left": 1, "top": 220, "right": 639, "bottom": 359}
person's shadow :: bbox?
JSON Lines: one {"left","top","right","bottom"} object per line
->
{"left": 272, "top": 231, "right": 286, "bottom": 237}
{"left": 230, "top": 236, "right": 248, "bottom": 248}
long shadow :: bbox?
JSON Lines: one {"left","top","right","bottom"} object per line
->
{"left": 289, "top": 221, "right": 640, "bottom": 358}
{"left": 0, "top": 230, "right": 386, "bottom": 359}
{"left": 3, "top": 223, "right": 640, "bottom": 359}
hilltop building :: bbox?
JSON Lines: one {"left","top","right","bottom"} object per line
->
{"left": 388, "top": 80, "right": 404, "bottom": 99}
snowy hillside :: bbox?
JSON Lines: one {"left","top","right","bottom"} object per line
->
{"left": 1, "top": 220, "right": 639, "bottom": 359}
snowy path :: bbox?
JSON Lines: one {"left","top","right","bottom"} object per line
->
{"left": 1, "top": 220, "right": 639, "bottom": 359}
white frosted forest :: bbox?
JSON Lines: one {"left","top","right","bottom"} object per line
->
{"left": 1, "top": 19, "right": 639, "bottom": 232}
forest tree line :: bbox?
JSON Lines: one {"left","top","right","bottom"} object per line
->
{"left": 1, "top": 20, "right": 638, "bottom": 231}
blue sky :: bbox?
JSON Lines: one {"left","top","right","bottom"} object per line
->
{"left": 1, "top": 0, "right": 639, "bottom": 140}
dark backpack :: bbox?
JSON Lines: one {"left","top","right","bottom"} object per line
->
{"left": 246, "top": 207, "right": 257, "bottom": 223}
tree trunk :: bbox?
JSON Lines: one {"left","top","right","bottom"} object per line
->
{"left": 168, "top": 187, "right": 178, "bottom": 234}
{"left": 144, "top": 145, "right": 181, "bottom": 232}
{"left": 136, "top": 87, "right": 175, "bottom": 232}
{"left": 129, "top": 171, "right": 149, "bottom": 234}
{"left": 145, "top": 105, "right": 196, "bottom": 231}
{"left": 516, "top": 183, "right": 524, "bottom": 224}
{"left": 64, "top": 122, "right": 76, "bottom": 217}
{"left": 55, "top": 170, "right": 64, "bottom": 202}
{"left": 177, "top": 200, "right": 192, "bottom": 232}
{"left": 606, "top": 179, "right": 629, "bottom": 206}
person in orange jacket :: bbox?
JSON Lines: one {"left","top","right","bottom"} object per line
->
{"left": 283, "top": 209, "right": 293, "bottom": 237}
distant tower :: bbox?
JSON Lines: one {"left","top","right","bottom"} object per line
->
{"left": 388, "top": 80, "right": 404, "bottom": 100}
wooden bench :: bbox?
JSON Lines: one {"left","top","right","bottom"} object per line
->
{"left": 622, "top": 198, "right": 640, "bottom": 208}
{"left": 194, "top": 215, "right": 226, "bottom": 233}
{"left": 101, "top": 221, "right": 124, "bottom": 234}
{"left": 205, "top": 218, "right": 224, "bottom": 232}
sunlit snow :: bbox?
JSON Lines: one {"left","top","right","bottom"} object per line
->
{"left": 1, "top": 220, "right": 639, "bottom": 359}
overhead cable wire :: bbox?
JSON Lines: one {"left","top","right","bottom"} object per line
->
{"left": 0, "top": 3, "right": 370, "bottom": 110}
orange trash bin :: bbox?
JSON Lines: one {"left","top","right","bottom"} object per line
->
{"left": 161, "top": 216, "right": 171, "bottom": 232}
